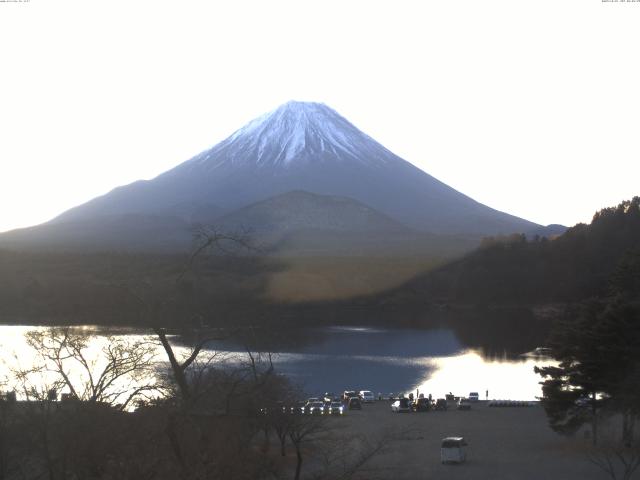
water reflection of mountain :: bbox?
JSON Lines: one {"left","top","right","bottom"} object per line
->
{"left": 86, "top": 304, "right": 548, "bottom": 362}
{"left": 204, "top": 327, "right": 463, "bottom": 358}
{"left": 194, "top": 323, "right": 548, "bottom": 396}
{"left": 271, "top": 353, "right": 433, "bottom": 396}
{"left": 200, "top": 327, "right": 461, "bottom": 395}
{"left": 446, "top": 307, "right": 553, "bottom": 358}
{"left": 168, "top": 306, "right": 549, "bottom": 364}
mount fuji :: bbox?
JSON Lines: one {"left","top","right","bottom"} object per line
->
{"left": 1, "top": 101, "right": 541, "bottom": 252}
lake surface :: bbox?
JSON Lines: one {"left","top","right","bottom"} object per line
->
{"left": 0, "top": 324, "right": 551, "bottom": 401}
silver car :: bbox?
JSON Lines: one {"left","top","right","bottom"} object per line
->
{"left": 304, "top": 401, "right": 325, "bottom": 415}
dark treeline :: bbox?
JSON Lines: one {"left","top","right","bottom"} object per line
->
{"left": 533, "top": 244, "right": 640, "bottom": 478}
{"left": 389, "top": 197, "right": 640, "bottom": 306}
{"left": 0, "top": 250, "right": 287, "bottom": 326}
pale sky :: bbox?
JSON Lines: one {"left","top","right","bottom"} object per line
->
{"left": 1, "top": 0, "right": 638, "bottom": 233}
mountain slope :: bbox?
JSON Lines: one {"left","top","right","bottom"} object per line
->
{"left": 216, "top": 190, "right": 411, "bottom": 234}
{"left": 211, "top": 190, "right": 479, "bottom": 256}
{"left": 49, "top": 101, "right": 539, "bottom": 238}
{"left": 0, "top": 214, "right": 194, "bottom": 252}
{"left": 378, "top": 197, "right": 640, "bottom": 305}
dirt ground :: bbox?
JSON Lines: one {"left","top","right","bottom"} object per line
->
{"left": 312, "top": 400, "right": 605, "bottom": 480}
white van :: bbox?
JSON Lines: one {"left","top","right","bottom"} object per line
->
{"left": 359, "top": 390, "right": 375, "bottom": 403}
{"left": 441, "top": 437, "right": 468, "bottom": 464}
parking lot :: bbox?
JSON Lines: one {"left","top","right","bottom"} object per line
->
{"left": 315, "top": 399, "right": 604, "bottom": 480}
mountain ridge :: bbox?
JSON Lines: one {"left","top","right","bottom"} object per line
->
{"left": 3, "top": 101, "right": 542, "bottom": 252}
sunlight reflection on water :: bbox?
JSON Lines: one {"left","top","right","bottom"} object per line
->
{"left": 411, "top": 350, "right": 551, "bottom": 401}
{"left": 0, "top": 325, "right": 552, "bottom": 401}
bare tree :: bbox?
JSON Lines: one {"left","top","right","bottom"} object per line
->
{"left": 271, "top": 405, "right": 294, "bottom": 458}
{"left": 177, "top": 225, "right": 254, "bottom": 283}
{"left": 307, "top": 425, "right": 403, "bottom": 480}
{"left": 117, "top": 226, "right": 256, "bottom": 407}
{"left": 288, "top": 414, "right": 326, "bottom": 480}
{"left": 104, "top": 227, "right": 260, "bottom": 477}
{"left": 152, "top": 326, "right": 226, "bottom": 407}
{"left": 587, "top": 415, "right": 640, "bottom": 480}
{"left": 25, "top": 327, "right": 160, "bottom": 410}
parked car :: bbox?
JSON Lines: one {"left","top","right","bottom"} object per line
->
{"left": 441, "top": 437, "right": 468, "bottom": 464}
{"left": 291, "top": 401, "right": 305, "bottom": 414}
{"left": 324, "top": 392, "right": 338, "bottom": 404}
{"left": 391, "top": 398, "right": 411, "bottom": 413}
{"left": 328, "top": 401, "right": 345, "bottom": 415}
{"left": 347, "top": 397, "right": 362, "bottom": 410}
{"left": 575, "top": 396, "right": 591, "bottom": 407}
{"left": 457, "top": 398, "right": 471, "bottom": 410}
{"left": 489, "top": 400, "right": 535, "bottom": 407}
{"left": 435, "top": 398, "right": 448, "bottom": 411}
{"left": 468, "top": 392, "right": 479, "bottom": 402}
{"left": 276, "top": 401, "right": 289, "bottom": 414}
{"left": 413, "top": 397, "right": 431, "bottom": 412}
{"left": 359, "top": 390, "right": 375, "bottom": 403}
{"left": 304, "top": 401, "right": 326, "bottom": 415}
{"left": 343, "top": 390, "right": 357, "bottom": 401}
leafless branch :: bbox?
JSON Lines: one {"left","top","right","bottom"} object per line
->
{"left": 177, "top": 225, "right": 256, "bottom": 283}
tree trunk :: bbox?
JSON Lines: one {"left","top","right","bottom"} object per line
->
{"left": 294, "top": 446, "right": 303, "bottom": 480}
{"left": 154, "top": 328, "right": 191, "bottom": 405}
{"left": 41, "top": 415, "right": 56, "bottom": 480}
{"left": 280, "top": 436, "right": 286, "bottom": 457}
{"left": 263, "top": 427, "right": 271, "bottom": 453}
{"left": 591, "top": 391, "right": 598, "bottom": 446}
{"left": 623, "top": 411, "right": 630, "bottom": 446}
{"left": 165, "top": 413, "right": 187, "bottom": 471}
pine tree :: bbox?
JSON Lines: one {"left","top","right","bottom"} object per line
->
{"left": 535, "top": 300, "right": 640, "bottom": 445}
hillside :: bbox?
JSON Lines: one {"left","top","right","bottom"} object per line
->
{"left": 381, "top": 197, "right": 640, "bottom": 306}
{"left": 217, "top": 190, "right": 410, "bottom": 234}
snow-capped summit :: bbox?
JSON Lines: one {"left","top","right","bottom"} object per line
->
{"left": 186, "top": 101, "right": 397, "bottom": 169}
{"left": 35, "top": 101, "right": 538, "bottom": 241}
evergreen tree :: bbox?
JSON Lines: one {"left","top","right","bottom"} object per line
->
{"left": 535, "top": 300, "right": 640, "bottom": 445}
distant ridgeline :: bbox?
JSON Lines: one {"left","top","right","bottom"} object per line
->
{"left": 383, "top": 197, "right": 640, "bottom": 306}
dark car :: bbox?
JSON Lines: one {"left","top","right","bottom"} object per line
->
{"left": 435, "top": 398, "right": 448, "bottom": 411}
{"left": 347, "top": 397, "right": 362, "bottom": 410}
{"left": 328, "top": 401, "right": 345, "bottom": 415}
{"left": 413, "top": 398, "right": 431, "bottom": 412}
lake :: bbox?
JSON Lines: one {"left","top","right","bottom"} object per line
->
{"left": 0, "top": 324, "right": 551, "bottom": 401}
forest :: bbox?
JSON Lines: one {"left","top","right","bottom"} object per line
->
{"left": 387, "top": 197, "right": 640, "bottom": 306}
